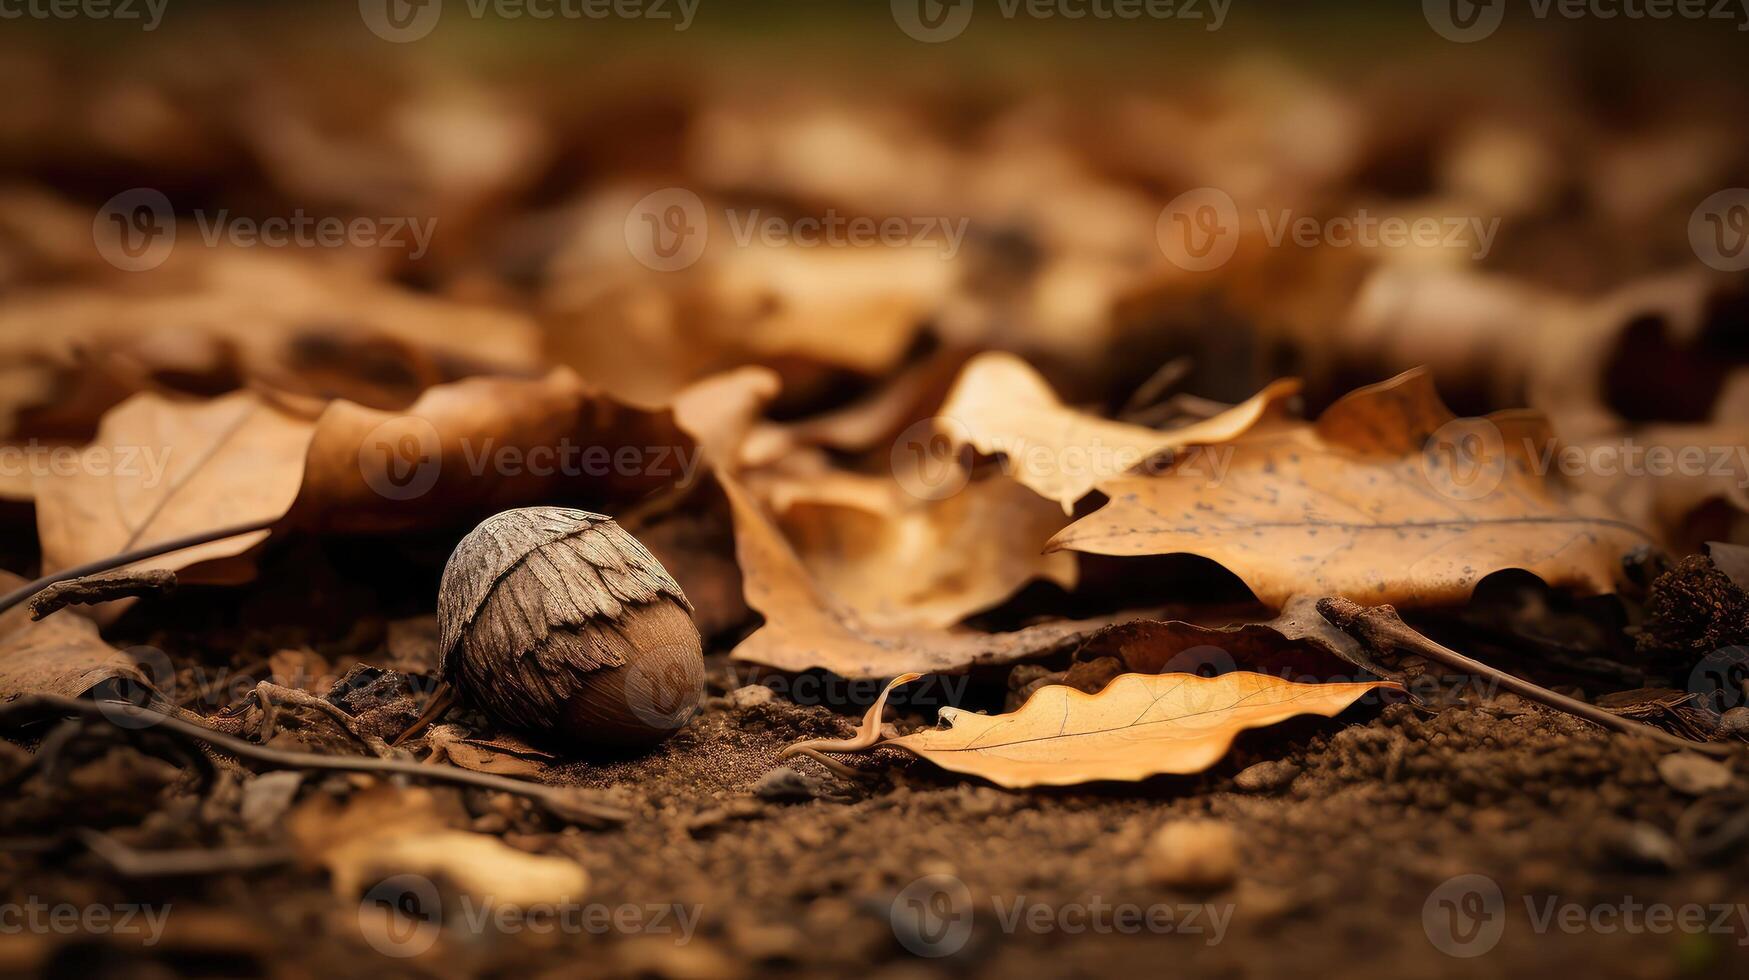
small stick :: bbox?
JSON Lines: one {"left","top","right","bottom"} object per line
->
{"left": 0, "top": 518, "right": 275, "bottom": 619}
{"left": 390, "top": 681, "right": 457, "bottom": 747}
{"left": 1318, "top": 597, "right": 1731, "bottom": 756}
{"left": 780, "top": 672, "right": 921, "bottom": 777}
{"left": 0, "top": 695, "right": 631, "bottom": 827}
{"left": 29, "top": 569, "right": 178, "bottom": 620}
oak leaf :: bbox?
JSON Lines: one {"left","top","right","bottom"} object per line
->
{"left": 0, "top": 571, "right": 150, "bottom": 700}
{"left": 1051, "top": 368, "right": 1654, "bottom": 607}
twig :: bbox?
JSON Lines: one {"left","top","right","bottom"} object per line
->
{"left": 390, "top": 680, "right": 456, "bottom": 747}
{"left": 0, "top": 518, "right": 275, "bottom": 619}
{"left": 780, "top": 672, "right": 920, "bottom": 778}
{"left": 0, "top": 695, "right": 632, "bottom": 828}
{"left": 76, "top": 830, "right": 293, "bottom": 877}
{"left": 1317, "top": 597, "right": 1731, "bottom": 756}
{"left": 29, "top": 569, "right": 177, "bottom": 620}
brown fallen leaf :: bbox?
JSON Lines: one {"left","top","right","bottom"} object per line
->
{"left": 32, "top": 368, "right": 696, "bottom": 581}
{"left": 937, "top": 351, "right": 1299, "bottom": 511}
{"left": 749, "top": 453, "right": 1075, "bottom": 630}
{"left": 287, "top": 783, "right": 586, "bottom": 904}
{"left": 812, "top": 671, "right": 1395, "bottom": 789}
{"left": 673, "top": 367, "right": 1136, "bottom": 677}
{"left": 424, "top": 725, "right": 558, "bottom": 778}
{"left": 0, "top": 571, "right": 149, "bottom": 700}
{"left": 1052, "top": 367, "right": 1654, "bottom": 608}
{"left": 1566, "top": 424, "right": 1749, "bottom": 552}
{"left": 1073, "top": 596, "right": 1391, "bottom": 682}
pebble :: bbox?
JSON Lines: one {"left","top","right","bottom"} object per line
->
{"left": 1145, "top": 819, "right": 1238, "bottom": 890}
{"left": 726, "top": 685, "right": 775, "bottom": 709}
{"left": 1233, "top": 760, "right": 1300, "bottom": 793}
{"left": 1718, "top": 707, "right": 1749, "bottom": 738}
{"left": 1657, "top": 752, "right": 1734, "bottom": 795}
{"left": 1596, "top": 821, "right": 1682, "bottom": 872}
{"left": 753, "top": 766, "right": 822, "bottom": 802}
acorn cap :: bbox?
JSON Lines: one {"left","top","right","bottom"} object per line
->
{"left": 438, "top": 507, "right": 700, "bottom": 740}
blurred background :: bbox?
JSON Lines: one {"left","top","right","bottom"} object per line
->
{"left": 2, "top": 0, "right": 1746, "bottom": 532}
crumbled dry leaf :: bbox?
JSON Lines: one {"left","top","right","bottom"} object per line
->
{"left": 0, "top": 571, "right": 149, "bottom": 700}
{"left": 828, "top": 671, "right": 1394, "bottom": 788}
{"left": 750, "top": 454, "right": 1075, "bottom": 629}
{"left": 1052, "top": 368, "right": 1654, "bottom": 607}
{"left": 423, "top": 725, "right": 558, "bottom": 778}
{"left": 674, "top": 368, "right": 1132, "bottom": 677}
{"left": 937, "top": 351, "right": 1299, "bottom": 511}
{"left": 1073, "top": 596, "right": 1390, "bottom": 681}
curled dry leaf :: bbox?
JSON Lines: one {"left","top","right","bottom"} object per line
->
{"left": 802, "top": 671, "right": 1395, "bottom": 789}
{"left": 32, "top": 368, "right": 695, "bottom": 581}
{"left": 938, "top": 351, "right": 1300, "bottom": 512}
{"left": 0, "top": 570, "right": 150, "bottom": 700}
{"left": 750, "top": 454, "right": 1075, "bottom": 630}
{"left": 1073, "top": 596, "right": 1392, "bottom": 681}
{"left": 673, "top": 367, "right": 1135, "bottom": 678}
{"left": 424, "top": 725, "right": 559, "bottom": 778}
{"left": 1052, "top": 368, "right": 1654, "bottom": 608}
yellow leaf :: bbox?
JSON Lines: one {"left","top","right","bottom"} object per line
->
{"left": 885, "top": 672, "right": 1395, "bottom": 789}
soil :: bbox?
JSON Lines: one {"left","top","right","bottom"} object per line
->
{"left": 4, "top": 543, "right": 1748, "bottom": 979}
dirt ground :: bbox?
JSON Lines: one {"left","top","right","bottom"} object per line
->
{"left": 5, "top": 558, "right": 1748, "bottom": 980}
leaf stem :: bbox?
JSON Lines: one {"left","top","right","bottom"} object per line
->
{"left": 1317, "top": 597, "right": 1730, "bottom": 756}
{"left": 0, "top": 518, "right": 276, "bottom": 619}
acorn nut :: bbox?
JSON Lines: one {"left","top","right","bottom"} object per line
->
{"left": 437, "top": 506, "right": 705, "bottom": 748}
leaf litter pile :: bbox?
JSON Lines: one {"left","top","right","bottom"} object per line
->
{"left": 3, "top": 11, "right": 1749, "bottom": 979}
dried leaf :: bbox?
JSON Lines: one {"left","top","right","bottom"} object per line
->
{"left": 0, "top": 571, "right": 150, "bottom": 700}
{"left": 673, "top": 368, "right": 1131, "bottom": 677}
{"left": 424, "top": 725, "right": 557, "bottom": 778}
{"left": 1074, "top": 596, "right": 1391, "bottom": 681}
{"left": 750, "top": 456, "right": 1074, "bottom": 630}
{"left": 1052, "top": 368, "right": 1654, "bottom": 607}
{"left": 863, "top": 672, "right": 1394, "bottom": 788}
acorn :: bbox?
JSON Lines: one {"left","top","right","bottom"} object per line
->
{"left": 432, "top": 506, "right": 705, "bottom": 749}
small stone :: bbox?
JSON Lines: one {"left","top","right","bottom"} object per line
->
{"left": 1657, "top": 752, "right": 1734, "bottom": 795}
{"left": 726, "top": 685, "right": 775, "bottom": 709}
{"left": 1233, "top": 760, "right": 1300, "bottom": 793}
{"left": 1718, "top": 707, "right": 1749, "bottom": 738}
{"left": 239, "top": 771, "right": 303, "bottom": 832}
{"left": 1595, "top": 821, "right": 1682, "bottom": 872}
{"left": 753, "top": 766, "right": 821, "bottom": 802}
{"left": 1145, "top": 819, "right": 1238, "bottom": 890}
